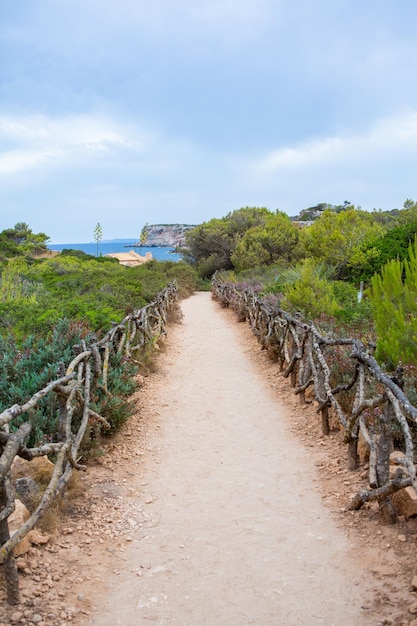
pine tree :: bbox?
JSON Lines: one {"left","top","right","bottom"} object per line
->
{"left": 369, "top": 237, "right": 417, "bottom": 367}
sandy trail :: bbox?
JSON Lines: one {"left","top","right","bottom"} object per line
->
{"left": 88, "top": 292, "right": 372, "bottom": 625}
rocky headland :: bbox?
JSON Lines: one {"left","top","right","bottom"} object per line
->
{"left": 128, "top": 224, "right": 196, "bottom": 248}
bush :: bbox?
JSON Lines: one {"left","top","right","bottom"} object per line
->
{"left": 332, "top": 281, "right": 373, "bottom": 328}
{"left": 281, "top": 260, "right": 340, "bottom": 319}
{"left": 0, "top": 255, "right": 194, "bottom": 446}
{"left": 0, "top": 256, "right": 197, "bottom": 341}
{"left": 346, "top": 223, "right": 417, "bottom": 282}
{"left": 369, "top": 244, "right": 417, "bottom": 368}
{"left": 0, "top": 319, "right": 93, "bottom": 446}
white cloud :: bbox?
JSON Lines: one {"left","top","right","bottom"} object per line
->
{"left": 0, "top": 149, "right": 60, "bottom": 175}
{"left": 0, "top": 113, "right": 145, "bottom": 176}
{"left": 252, "top": 111, "right": 417, "bottom": 177}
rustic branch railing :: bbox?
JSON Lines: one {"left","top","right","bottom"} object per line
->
{"left": 0, "top": 282, "right": 178, "bottom": 604}
{"left": 212, "top": 278, "right": 417, "bottom": 524}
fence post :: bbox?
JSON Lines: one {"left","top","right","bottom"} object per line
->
{"left": 0, "top": 479, "right": 19, "bottom": 604}
{"left": 377, "top": 402, "right": 397, "bottom": 524}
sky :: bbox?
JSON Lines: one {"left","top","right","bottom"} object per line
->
{"left": 1, "top": 1, "right": 417, "bottom": 243}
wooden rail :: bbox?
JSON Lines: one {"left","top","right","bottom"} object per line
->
{"left": 212, "top": 278, "right": 417, "bottom": 524}
{"left": 0, "top": 282, "right": 178, "bottom": 604}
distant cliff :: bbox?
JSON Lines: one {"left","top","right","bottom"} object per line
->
{"left": 143, "top": 224, "right": 196, "bottom": 248}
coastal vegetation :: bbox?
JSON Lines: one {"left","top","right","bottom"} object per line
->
{"left": 1, "top": 205, "right": 417, "bottom": 590}
{"left": 3, "top": 196, "right": 417, "bottom": 444}
{"left": 0, "top": 222, "right": 49, "bottom": 260}
{"left": 0, "top": 228, "right": 197, "bottom": 447}
{"left": 183, "top": 200, "right": 417, "bottom": 369}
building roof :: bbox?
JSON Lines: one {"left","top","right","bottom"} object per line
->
{"left": 105, "top": 250, "right": 153, "bottom": 266}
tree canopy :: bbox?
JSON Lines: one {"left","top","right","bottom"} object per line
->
{"left": 299, "top": 207, "right": 384, "bottom": 273}
{"left": 184, "top": 207, "right": 297, "bottom": 278}
{"left": 0, "top": 223, "right": 49, "bottom": 259}
{"left": 231, "top": 211, "right": 299, "bottom": 271}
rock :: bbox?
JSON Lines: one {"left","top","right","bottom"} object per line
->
{"left": 389, "top": 451, "right": 407, "bottom": 479}
{"left": 15, "top": 476, "right": 40, "bottom": 511}
{"left": 412, "top": 575, "right": 417, "bottom": 591}
{"left": 13, "top": 535, "right": 32, "bottom": 557}
{"left": 16, "top": 557, "right": 27, "bottom": 571}
{"left": 392, "top": 486, "right": 417, "bottom": 519}
{"left": 28, "top": 530, "right": 50, "bottom": 545}
{"left": 390, "top": 450, "right": 406, "bottom": 465}
{"left": 410, "top": 601, "right": 417, "bottom": 614}
{"left": 398, "top": 534, "right": 407, "bottom": 542}
{"left": 10, "top": 611, "right": 23, "bottom": 623}
{"left": 12, "top": 456, "right": 54, "bottom": 483}
{"left": 8, "top": 499, "right": 30, "bottom": 531}
{"left": 144, "top": 224, "right": 196, "bottom": 248}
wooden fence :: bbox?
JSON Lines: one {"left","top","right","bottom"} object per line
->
{"left": 212, "top": 278, "right": 417, "bottom": 523}
{"left": 0, "top": 282, "right": 178, "bottom": 604}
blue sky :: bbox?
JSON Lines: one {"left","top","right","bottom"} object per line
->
{"left": 1, "top": 0, "right": 417, "bottom": 243}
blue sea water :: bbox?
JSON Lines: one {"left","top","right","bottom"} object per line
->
{"left": 48, "top": 240, "right": 181, "bottom": 262}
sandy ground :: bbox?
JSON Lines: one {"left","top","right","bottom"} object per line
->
{"left": 87, "top": 292, "right": 373, "bottom": 625}
{"left": 2, "top": 291, "right": 417, "bottom": 625}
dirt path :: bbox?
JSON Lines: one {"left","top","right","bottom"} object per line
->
{"left": 4, "top": 291, "right": 417, "bottom": 625}
{"left": 81, "top": 292, "right": 375, "bottom": 625}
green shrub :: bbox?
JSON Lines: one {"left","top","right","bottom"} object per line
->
{"left": 0, "top": 256, "right": 196, "bottom": 340}
{"left": 346, "top": 221, "right": 417, "bottom": 282}
{"left": 281, "top": 260, "right": 340, "bottom": 319}
{"left": 0, "top": 250, "right": 194, "bottom": 447}
{"left": 332, "top": 281, "right": 373, "bottom": 328}
{"left": 0, "top": 319, "right": 93, "bottom": 446}
{"left": 368, "top": 238, "right": 417, "bottom": 368}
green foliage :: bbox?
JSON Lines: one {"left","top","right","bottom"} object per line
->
{"left": 281, "top": 259, "right": 340, "bottom": 319}
{"left": 184, "top": 207, "right": 272, "bottom": 278}
{"left": 90, "top": 354, "right": 138, "bottom": 435}
{"left": 132, "top": 260, "right": 197, "bottom": 300}
{"left": 0, "top": 233, "right": 25, "bottom": 260}
{"left": 299, "top": 207, "right": 385, "bottom": 273}
{"left": 225, "top": 206, "right": 271, "bottom": 232}
{"left": 369, "top": 239, "right": 417, "bottom": 368}
{"left": 0, "top": 258, "right": 45, "bottom": 304}
{"left": 0, "top": 319, "right": 93, "bottom": 446}
{"left": 221, "top": 261, "right": 373, "bottom": 333}
{"left": 231, "top": 261, "right": 296, "bottom": 297}
{"left": 60, "top": 248, "right": 89, "bottom": 258}
{"left": 187, "top": 201, "right": 417, "bottom": 283}
{"left": 231, "top": 212, "right": 299, "bottom": 271}
{"left": 347, "top": 222, "right": 417, "bottom": 281}
{"left": 399, "top": 198, "right": 417, "bottom": 222}
{"left": 0, "top": 256, "right": 196, "bottom": 340}
{"left": 0, "top": 230, "right": 196, "bottom": 449}
{"left": 158, "top": 261, "right": 197, "bottom": 298}
{"left": 0, "top": 321, "right": 141, "bottom": 447}
{"left": 370, "top": 207, "right": 401, "bottom": 227}
{"left": 346, "top": 200, "right": 417, "bottom": 282}
{"left": 331, "top": 281, "right": 373, "bottom": 328}
{"left": 184, "top": 218, "right": 236, "bottom": 277}
{"left": 0, "top": 223, "right": 49, "bottom": 259}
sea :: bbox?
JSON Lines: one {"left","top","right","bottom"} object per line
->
{"left": 48, "top": 239, "right": 182, "bottom": 262}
